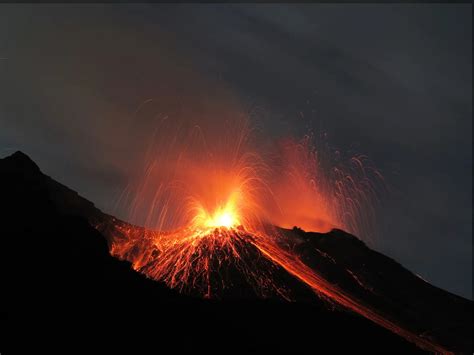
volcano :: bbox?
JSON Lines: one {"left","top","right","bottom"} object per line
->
{"left": 1, "top": 151, "right": 472, "bottom": 354}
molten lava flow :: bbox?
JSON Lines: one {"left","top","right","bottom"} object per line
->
{"left": 98, "top": 214, "right": 449, "bottom": 353}
{"left": 97, "top": 120, "right": 449, "bottom": 352}
{"left": 110, "top": 120, "right": 385, "bottom": 298}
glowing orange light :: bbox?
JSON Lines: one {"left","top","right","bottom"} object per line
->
{"left": 205, "top": 208, "right": 239, "bottom": 229}
{"left": 95, "top": 117, "right": 445, "bottom": 353}
{"left": 192, "top": 193, "right": 241, "bottom": 230}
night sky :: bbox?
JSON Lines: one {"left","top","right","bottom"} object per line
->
{"left": 0, "top": 4, "right": 471, "bottom": 299}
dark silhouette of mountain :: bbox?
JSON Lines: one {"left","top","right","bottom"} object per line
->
{"left": 1, "top": 151, "right": 471, "bottom": 354}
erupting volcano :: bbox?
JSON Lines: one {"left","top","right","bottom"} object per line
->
{"left": 73, "top": 118, "right": 466, "bottom": 354}
{"left": 2, "top": 148, "right": 472, "bottom": 354}
{"left": 100, "top": 118, "right": 383, "bottom": 300}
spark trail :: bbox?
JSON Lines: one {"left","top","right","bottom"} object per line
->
{"left": 95, "top": 118, "right": 450, "bottom": 353}
{"left": 96, "top": 219, "right": 450, "bottom": 354}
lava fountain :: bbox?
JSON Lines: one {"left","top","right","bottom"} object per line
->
{"left": 93, "top": 115, "right": 451, "bottom": 353}
{"left": 107, "top": 115, "right": 384, "bottom": 296}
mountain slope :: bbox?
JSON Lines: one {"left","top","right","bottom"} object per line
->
{"left": 1, "top": 151, "right": 471, "bottom": 354}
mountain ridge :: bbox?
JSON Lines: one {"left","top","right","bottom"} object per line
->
{"left": 1, "top": 151, "right": 471, "bottom": 354}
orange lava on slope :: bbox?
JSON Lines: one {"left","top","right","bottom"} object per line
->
{"left": 99, "top": 218, "right": 450, "bottom": 354}
{"left": 101, "top": 119, "right": 448, "bottom": 353}
{"left": 105, "top": 223, "right": 291, "bottom": 299}
{"left": 248, "top": 234, "right": 452, "bottom": 354}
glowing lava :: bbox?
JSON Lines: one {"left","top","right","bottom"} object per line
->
{"left": 94, "top": 116, "right": 448, "bottom": 354}
{"left": 192, "top": 193, "right": 241, "bottom": 230}
{"left": 204, "top": 208, "right": 239, "bottom": 229}
{"left": 110, "top": 119, "right": 385, "bottom": 297}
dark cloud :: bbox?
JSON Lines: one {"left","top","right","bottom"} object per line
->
{"left": 0, "top": 4, "right": 471, "bottom": 298}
